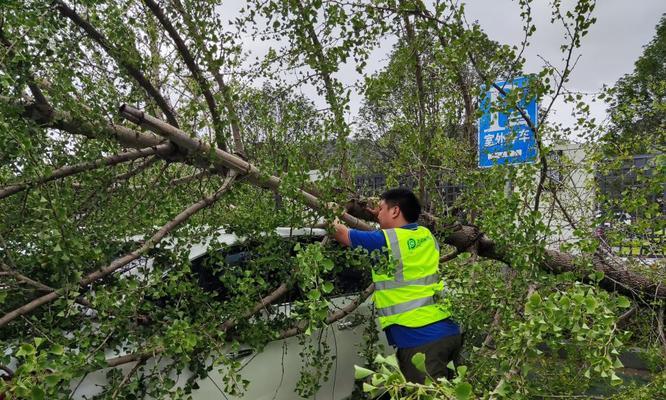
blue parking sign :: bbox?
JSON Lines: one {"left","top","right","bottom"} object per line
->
{"left": 478, "top": 76, "right": 538, "bottom": 168}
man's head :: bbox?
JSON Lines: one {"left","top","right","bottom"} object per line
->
{"left": 375, "top": 188, "right": 421, "bottom": 229}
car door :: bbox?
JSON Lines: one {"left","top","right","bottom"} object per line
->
{"left": 189, "top": 237, "right": 389, "bottom": 400}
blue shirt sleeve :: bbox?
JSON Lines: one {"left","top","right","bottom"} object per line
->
{"left": 348, "top": 229, "right": 387, "bottom": 253}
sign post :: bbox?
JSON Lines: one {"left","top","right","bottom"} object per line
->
{"left": 478, "top": 76, "right": 538, "bottom": 168}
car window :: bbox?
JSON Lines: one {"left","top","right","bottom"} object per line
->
{"left": 189, "top": 235, "right": 372, "bottom": 304}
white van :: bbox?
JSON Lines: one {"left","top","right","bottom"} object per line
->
{"left": 70, "top": 228, "right": 389, "bottom": 399}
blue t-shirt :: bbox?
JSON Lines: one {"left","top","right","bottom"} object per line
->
{"left": 348, "top": 223, "right": 460, "bottom": 349}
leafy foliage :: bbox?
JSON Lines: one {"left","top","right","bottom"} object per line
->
{"left": 0, "top": 1, "right": 663, "bottom": 399}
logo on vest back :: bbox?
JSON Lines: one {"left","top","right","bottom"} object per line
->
{"left": 407, "top": 237, "right": 429, "bottom": 250}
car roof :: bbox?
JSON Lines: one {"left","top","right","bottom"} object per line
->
{"left": 162, "top": 227, "right": 327, "bottom": 261}
{"left": 121, "top": 227, "right": 327, "bottom": 279}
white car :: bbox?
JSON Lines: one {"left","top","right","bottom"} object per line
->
{"left": 69, "top": 228, "right": 390, "bottom": 400}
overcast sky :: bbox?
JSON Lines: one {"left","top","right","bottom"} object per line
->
{"left": 234, "top": 1, "right": 665, "bottom": 132}
{"left": 463, "top": 0, "right": 665, "bottom": 129}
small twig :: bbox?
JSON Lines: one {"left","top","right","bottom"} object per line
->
{"left": 489, "top": 284, "right": 537, "bottom": 399}
{"left": 110, "top": 356, "right": 148, "bottom": 399}
{"left": 0, "top": 144, "right": 173, "bottom": 200}
{"left": 440, "top": 250, "right": 460, "bottom": 263}
{"left": 143, "top": 0, "right": 225, "bottom": 149}
{"left": 657, "top": 306, "right": 666, "bottom": 356}
{"left": 482, "top": 269, "right": 517, "bottom": 348}
{"left": 53, "top": 0, "right": 179, "bottom": 127}
{"left": 278, "top": 283, "right": 376, "bottom": 339}
{"left": 616, "top": 306, "right": 637, "bottom": 329}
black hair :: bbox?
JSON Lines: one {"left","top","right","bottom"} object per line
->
{"left": 380, "top": 188, "right": 421, "bottom": 223}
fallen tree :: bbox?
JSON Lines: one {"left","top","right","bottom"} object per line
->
{"left": 1, "top": 1, "right": 664, "bottom": 399}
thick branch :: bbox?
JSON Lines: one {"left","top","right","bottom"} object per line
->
{"left": 0, "top": 262, "right": 94, "bottom": 310}
{"left": 0, "top": 144, "right": 173, "bottom": 200}
{"left": 53, "top": 0, "right": 179, "bottom": 127}
{"left": 0, "top": 177, "right": 234, "bottom": 327}
{"left": 119, "top": 106, "right": 666, "bottom": 301}
{"left": 278, "top": 283, "right": 376, "bottom": 339}
{"left": 143, "top": 0, "right": 225, "bottom": 150}
{"left": 439, "top": 223, "right": 666, "bottom": 300}
{"left": 170, "top": 0, "right": 244, "bottom": 154}
{"left": 119, "top": 105, "right": 371, "bottom": 231}
{"left": 1, "top": 97, "right": 164, "bottom": 149}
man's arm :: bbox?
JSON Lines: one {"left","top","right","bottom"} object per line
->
{"left": 331, "top": 203, "right": 379, "bottom": 247}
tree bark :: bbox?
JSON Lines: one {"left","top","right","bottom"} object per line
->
{"left": 143, "top": 0, "right": 226, "bottom": 150}
{"left": 0, "top": 144, "right": 173, "bottom": 200}
{"left": 53, "top": 0, "right": 179, "bottom": 128}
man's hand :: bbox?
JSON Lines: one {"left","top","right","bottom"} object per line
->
{"left": 331, "top": 216, "right": 351, "bottom": 247}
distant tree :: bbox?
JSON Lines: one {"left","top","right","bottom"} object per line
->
{"left": 604, "top": 15, "right": 666, "bottom": 155}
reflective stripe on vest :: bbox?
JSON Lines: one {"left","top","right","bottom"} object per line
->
{"left": 374, "top": 273, "right": 440, "bottom": 290}
{"left": 384, "top": 229, "right": 404, "bottom": 281}
{"left": 376, "top": 295, "right": 435, "bottom": 317}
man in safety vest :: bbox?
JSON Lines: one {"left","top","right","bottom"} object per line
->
{"left": 332, "top": 188, "right": 462, "bottom": 383}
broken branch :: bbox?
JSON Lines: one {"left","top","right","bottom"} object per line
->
{"left": 0, "top": 175, "right": 235, "bottom": 327}
{"left": 0, "top": 144, "right": 173, "bottom": 200}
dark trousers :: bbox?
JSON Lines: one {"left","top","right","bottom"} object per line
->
{"left": 396, "top": 333, "right": 463, "bottom": 383}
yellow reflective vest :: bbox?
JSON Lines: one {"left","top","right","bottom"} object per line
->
{"left": 372, "top": 226, "right": 451, "bottom": 329}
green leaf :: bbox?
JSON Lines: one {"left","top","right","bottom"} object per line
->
{"left": 455, "top": 382, "right": 473, "bottom": 400}
{"left": 321, "top": 282, "right": 334, "bottom": 294}
{"left": 307, "top": 289, "right": 320, "bottom": 301}
{"left": 456, "top": 365, "right": 468, "bottom": 379}
{"left": 44, "top": 374, "right": 61, "bottom": 387}
{"left": 371, "top": 373, "right": 385, "bottom": 386}
{"left": 31, "top": 386, "right": 45, "bottom": 400}
{"left": 584, "top": 296, "right": 598, "bottom": 312}
{"left": 34, "top": 337, "right": 45, "bottom": 348}
{"left": 383, "top": 354, "right": 399, "bottom": 369}
{"left": 16, "top": 343, "right": 36, "bottom": 357}
{"left": 610, "top": 372, "right": 623, "bottom": 386}
{"left": 49, "top": 344, "right": 64, "bottom": 356}
{"left": 495, "top": 380, "right": 509, "bottom": 396}
{"left": 362, "top": 382, "right": 377, "bottom": 392}
{"left": 354, "top": 365, "right": 374, "bottom": 380}
{"left": 528, "top": 292, "right": 542, "bottom": 305}
{"left": 613, "top": 358, "right": 624, "bottom": 368}
{"left": 617, "top": 296, "right": 631, "bottom": 308}
{"left": 411, "top": 352, "right": 426, "bottom": 373}
{"left": 321, "top": 259, "right": 334, "bottom": 272}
